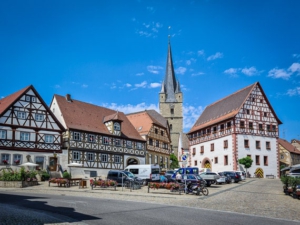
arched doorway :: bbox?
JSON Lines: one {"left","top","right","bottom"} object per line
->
{"left": 202, "top": 158, "right": 211, "bottom": 169}
{"left": 255, "top": 167, "right": 264, "bottom": 178}
{"left": 127, "top": 158, "right": 139, "bottom": 166}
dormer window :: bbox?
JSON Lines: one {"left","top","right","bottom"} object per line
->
{"left": 114, "top": 122, "right": 120, "bottom": 131}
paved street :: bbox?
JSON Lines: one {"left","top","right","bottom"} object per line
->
{"left": 0, "top": 178, "right": 300, "bottom": 224}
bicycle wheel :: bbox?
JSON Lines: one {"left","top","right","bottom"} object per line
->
{"left": 202, "top": 187, "right": 209, "bottom": 196}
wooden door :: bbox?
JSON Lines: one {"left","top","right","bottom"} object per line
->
{"left": 49, "top": 157, "right": 57, "bottom": 171}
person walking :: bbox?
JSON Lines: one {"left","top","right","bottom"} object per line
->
{"left": 176, "top": 172, "right": 182, "bottom": 183}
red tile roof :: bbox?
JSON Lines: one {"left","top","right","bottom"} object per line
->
{"left": 54, "top": 94, "right": 144, "bottom": 141}
{"left": 0, "top": 86, "right": 31, "bottom": 116}
{"left": 279, "top": 138, "right": 300, "bottom": 155}
{"left": 189, "top": 82, "right": 282, "bottom": 133}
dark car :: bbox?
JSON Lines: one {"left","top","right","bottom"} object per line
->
{"left": 164, "top": 170, "right": 175, "bottom": 176}
{"left": 180, "top": 174, "right": 206, "bottom": 186}
{"left": 222, "top": 171, "right": 241, "bottom": 183}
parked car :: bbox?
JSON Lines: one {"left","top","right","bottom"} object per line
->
{"left": 171, "top": 167, "right": 200, "bottom": 179}
{"left": 216, "top": 172, "right": 226, "bottom": 185}
{"left": 181, "top": 174, "right": 206, "bottom": 186}
{"left": 124, "top": 164, "right": 160, "bottom": 184}
{"left": 222, "top": 171, "right": 241, "bottom": 183}
{"left": 107, "top": 170, "right": 143, "bottom": 186}
{"left": 164, "top": 170, "right": 175, "bottom": 176}
{"left": 199, "top": 172, "right": 220, "bottom": 187}
{"left": 236, "top": 171, "right": 246, "bottom": 181}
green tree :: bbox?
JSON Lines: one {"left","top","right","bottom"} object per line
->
{"left": 238, "top": 156, "right": 253, "bottom": 172}
{"left": 170, "top": 153, "right": 179, "bottom": 169}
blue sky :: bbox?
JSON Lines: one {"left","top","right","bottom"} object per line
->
{"left": 1, "top": 0, "right": 300, "bottom": 141}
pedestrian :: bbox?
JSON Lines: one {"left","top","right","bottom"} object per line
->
{"left": 176, "top": 172, "right": 182, "bottom": 182}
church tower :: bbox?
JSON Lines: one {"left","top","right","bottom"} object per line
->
{"left": 159, "top": 40, "right": 183, "bottom": 158}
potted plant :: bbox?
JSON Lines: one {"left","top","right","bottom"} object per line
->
{"left": 2, "top": 160, "right": 8, "bottom": 165}
{"left": 14, "top": 160, "right": 20, "bottom": 165}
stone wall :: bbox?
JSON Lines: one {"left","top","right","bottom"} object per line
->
{"left": 0, "top": 181, "right": 38, "bottom": 188}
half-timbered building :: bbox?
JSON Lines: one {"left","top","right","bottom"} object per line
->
{"left": 0, "top": 85, "right": 64, "bottom": 171}
{"left": 50, "top": 94, "right": 146, "bottom": 178}
{"left": 187, "top": 82, "right": 282, "bottom": 178}
{"left": 126, "top": 110, "right": 172, "bottom": 169}
{"left": 279, "top": 138, "right": 300, "bottom": 169}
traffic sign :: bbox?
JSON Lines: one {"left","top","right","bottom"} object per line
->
{"left": 181, "top": 154, "right": 187, "bottom": 161}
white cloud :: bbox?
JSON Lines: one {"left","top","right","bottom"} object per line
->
{"left": 224, "top": 68, "right": 239, "bottom": 75}
{"left": 186, "top": 60, "right": 191, "bottom": 65}
{"left": 54, "top": 84, "right": 61, "bottom": 88}
{"left": 135, "top": 81, "right": 147, "bottom": 88}
{"left": 198, "top": 50, "right": 205, "bottom": 56}
{"left": 191, "top": 72, "right": 205, "bottom": 76}
{"left": 288, "top": 63, "right": 300, "bottom": 74}
{"left": 125, "top": 83, "right": 132, "bottom": 87}
{"left": 147, "top": 65, "right": 163, "bottom": 74}
{"left": 268, "top": 68, "right": 291, "bottom": 80}
{"left": 102, "top": 102, "right": 159, "bottom": 114}
{"left": 207, "top": 52, "right": 223, "bottom": 61}
{"left": 149, "top": 83, "right": 161, "bottom": 88}
{"left": 1, "top": 96, "right": 4, "bottom": 99}
{"left": 175, "top": 67, "right": 187, "bottom": 75}
{"left": 241, "top": 67, "right": 261, "bottom": 76}
{"left": 286, "top": 87, "right": 300, "bottom": 96}
{"left": 183, "top": 105, "right": 204, "bottom": 131}
{"left": 82, "top": 84, "right": 88, "bottom": 88}
{"left": 136, "top": 72, "right": 144, "bottom": 76}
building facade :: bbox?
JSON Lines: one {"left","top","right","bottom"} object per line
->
{"left": 279, "top": 138, "right": 300, "bottom": 168}
{"left": 159, "top": 41, "right": 183, "bottom": 159}
{"left": 187, "top": 82, "right": 282, "bottom": 178}
{"left": 126, "top": 110, "right": 171, "bottom": 169}
{"left": 50, "top": 94, "right": 146, "bottom": 178}
{"left": 0, "top": 85, "right": 64, "bottom": 171}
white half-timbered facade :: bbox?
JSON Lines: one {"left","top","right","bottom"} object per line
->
{"left": 0, "top": 85, "right": 64, "bottom": 171}
{"left": 187, "top": 82, "right": 282, "bottom": 178}
{"left": 50, "top": 94, "right": 146, "bottom": 178}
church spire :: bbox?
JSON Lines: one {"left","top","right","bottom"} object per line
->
{"left": 161, "top": 40, "right": 181, "bottom": 102}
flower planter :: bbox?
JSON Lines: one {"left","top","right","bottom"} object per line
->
{"left": 0, "top": 181, "right": 38, "bottom": 188}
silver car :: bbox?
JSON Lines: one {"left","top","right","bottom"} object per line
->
{"left": 216, "top": 172, "right": 226, "bottom": 184}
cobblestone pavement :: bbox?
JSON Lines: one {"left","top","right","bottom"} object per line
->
{"left": 1, "top": 178, "right": 300, "bottom": 224}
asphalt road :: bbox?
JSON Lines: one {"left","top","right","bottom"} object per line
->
{"left": 0, "top": 191, "right": 299, "bottom": 225}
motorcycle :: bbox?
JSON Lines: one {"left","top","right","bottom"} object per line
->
{"left": 184, "top": 180, "right": 208, "bottom": 196}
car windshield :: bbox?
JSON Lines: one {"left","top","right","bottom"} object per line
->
{"left": 195, "top": 175, "right": 202, "bottom": 180}
{"left": 123, "top": 171, "right": 135, "bottom": 178}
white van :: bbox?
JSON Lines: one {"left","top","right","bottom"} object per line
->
{"left": 125, "top": 164, "right": 160, "bottom": 184}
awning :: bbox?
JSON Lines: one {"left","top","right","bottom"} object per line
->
{"left": 291, "top": 164, "right": 300, "bottom": 171}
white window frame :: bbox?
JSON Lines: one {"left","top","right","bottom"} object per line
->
{"left": 114, "top": 122, "right": 120, "bottom": 131}
{"left": 74, "top": 132, "right": 81, "bottom": 141}
{"left": 45, "top": 135, "right": 54, "bottom": 143}
{"left": 17, "top": 111, "right": 26, "bottom": 119}
{"left": 35, "top": 113, "right": 44, "bottom": 121}
{"left": 115, "top": 139, "right": 121, "bottom": 146}
{"left": 137, "top": 142, "right": 143, "bottom": 150}
{"left": 115, "top": 155, "right": 121, "bottom": 164}
{"left": 13, "top": 154, "right": 22, "bottom": 164}
{"left": 20, "top": 132, "right": 30, "bottom": 141}
{"left": 89, "top": 134, "right": 95, "bottom": 143}
{"left": 155, "top": 155, "right": 158, "bottom": 164}
{"left": 87, "top": 152, "right": 94, "bottom": 161}
{"left": 101, "top": 154, "right": 108, "bottom": 162}
{"left": 127, "top": 141, "right": 132, "bottom": 148}
{"left": 148, "top": 154, "right": 152, "bottom": 164}
{"left": 103, "top": 136, "right": 109, "bottom": 145}
{"left": 0, "top": 130, "right": 7, "bottom": 139}
{"left": 25, "top": 96, "right": 30, "bottom": 101}
{"left": 73, "top": 151, "right": 81, "bottom": 160}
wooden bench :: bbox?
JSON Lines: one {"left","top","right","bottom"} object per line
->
{"left": 266, "top": 174, "right": 275, "bottom": 179}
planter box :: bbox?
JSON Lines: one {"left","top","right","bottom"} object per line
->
{"left": 0, "top": 181, "right": 38, "bottom": 188}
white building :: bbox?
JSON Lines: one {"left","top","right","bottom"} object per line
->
{"left": 0, "top": 85, "right": 64, "bottom": 172}
{"left": 187, "top": 82, "right": 282, "bottom": 178}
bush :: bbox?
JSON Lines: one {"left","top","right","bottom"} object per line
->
{"left": 63, "top": 171, "right": 71, "bottom": 179}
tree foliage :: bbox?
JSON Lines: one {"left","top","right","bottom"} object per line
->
{"left": 238, "top": 156, "right": 253, "bottom": 170}
{"left": 170, "top": 153, "right": 179, "bottom": 169}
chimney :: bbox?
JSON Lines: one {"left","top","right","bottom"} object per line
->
{"left": 66, "top": 94, "right": 72, "bottom": 102}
